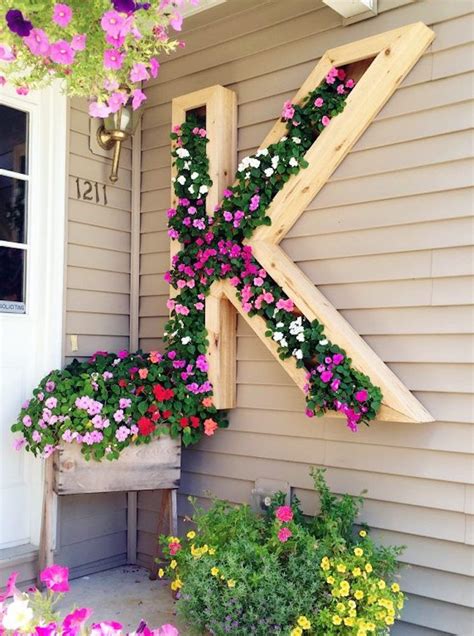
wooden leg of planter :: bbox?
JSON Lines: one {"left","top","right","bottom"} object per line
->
{"left": 38, "top": 456, "right": 56, "bottom": 584}
{"left": 149, "top": 489, "right": 177, "bottom": 580}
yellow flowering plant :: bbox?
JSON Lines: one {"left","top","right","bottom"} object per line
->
{"left": 159, "top": 470, "right": 404, "bottom": 635}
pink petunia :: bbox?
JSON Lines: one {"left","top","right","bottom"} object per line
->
{"left": 71, "top": 33, "right": 86, "bottom": 51}
{"left": 169, "top": 12, "right": 183, "bottom": 31}
{"left": 24, "top": 28, "right": 50, "bottom": 56}
{"left": 103, "top": 48, "right": 124, "bottom": 70}
{"left": 277, "top": 527, "right": 293, "bottom": 542}
{"left": 13, "top": 437, "right": 26, "bottom": 451}
{"left": 50, "top": 40, "right": 75, "bottom": 65}
{"left": 53, "top": 4, "right": 73, "bottom": 28}
{"left": 89, "top": 101, "right": 111, "bottom": 118}
{"left": 131, "top": 88, "right": 147, "bottom": 110}
{"left": 149, "top": 57, "right": 160, "bottom": 78}
{"left": 130, "top": 62, "right": 149, "bottom": 83}
{"left": 275, "top": 505, "right": 293, "bottom": 522}
{"left": 108, "top": 91, "right": 128, "bottom": 113}
{"left": 63, "top": 608, "right": 92, "bottom": 633}
{"left": 90, "top": 622, "right": 123, "bottom": 636}
{"left": 0, "top": 44, "right": 15, "bottom": 61}
{"left": 40, "top": 564, "right": 69, "bottom": 593}
{"left": 100, "top": 10, "right": 126, "bottom": 38}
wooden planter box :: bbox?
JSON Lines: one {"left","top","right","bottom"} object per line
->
{"left": 53, "top": 436, "right": 181, "bottom": 495}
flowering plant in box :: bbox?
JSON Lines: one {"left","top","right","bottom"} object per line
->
{"left": 159, "top": 469, "right": 404, "bottom": 636}
{"left": 11, "top": 349, "right": 227, "bottom": 461}
{"left": 0, "top": 563, "right": 178, "bottom": 635}
{"left": 0, "top": 0, "right": 198, "bottom": 116}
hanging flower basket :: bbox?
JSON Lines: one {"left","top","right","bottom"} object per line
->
{"left": 0, "top": 0, "right": 198, "bottom": 116}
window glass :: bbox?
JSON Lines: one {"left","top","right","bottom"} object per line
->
{"left": 0, "top": 106, "right": 28, "bottom": 174}
{"left": 0, "top": 246, "right": 26, "bottom": 312}
{"left": 0, "top": 176, "right": 27, "bottom": 243}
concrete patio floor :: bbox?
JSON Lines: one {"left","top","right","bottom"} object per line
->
{"left": 57, "top": 566, "right": 189, "bottom": 633}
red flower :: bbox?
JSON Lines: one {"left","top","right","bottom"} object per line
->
{"left": 179, "top": 417, "right": 189, "bottom": 428}
{"left": 137, "top": 417, "right": 156, "bottom": 436}
{"left": 162, "top": 410, "right": 172, "bottom": 419}
{"left": 135, "top": 385, "right": 145, "bottom": 396}
{"left": 151, "top": 410, "right": 161, "bottom": 422}
{"left": 153, "top": 384, "right": 175, "bottom": 401}
{"left": 148, "top": 403, "right": 157, "bottom": 413}
{"left": 190, "top": 416, "right": 200, "bottom": 429}
{"left": 118, "top": 379, "right": 128, "bottom": 388}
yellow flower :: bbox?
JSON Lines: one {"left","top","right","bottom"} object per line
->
{"left": 227, "top": 579, "right": 236, "bottom": 588}
{"left": 170, "top": 560, "right": 177, "bottom": 570}
{"left": 209, "top": 548, "right": 216, "bottom": 555}
{"left": 327, "top": 576, "right": 335, "bottom": 585}
{"left": 348, "top": 609, "right": 357, "bottom": 618}
{"left": 391, "top": 582, "right": 400, "bottom": 593}
{"left": 170, "top": 578, "right": 182, "bottom": 591}
{"left": 336, "top": 563, "right": 346, "bottom": 573}
{"left": 348, "top": 600, "right": 356, "bottom": 609}
{"left": 357, "top": 630, "right": 367, "bottom": 636}
{"left": 211, "top": 567, "right": 219, "bottom": 577}
{"left": 321, "top": 557, "right": 330, "bottom": 571}
{"left": 359, "top": 530, "right": 367, "bottom": 537}
{"left": 158, "top": 568, "right": 164, "bottom": 578}
{"left": 202, "top": 544, "right": 209, "bottom": 554}
{"left": 385, "top": 616, "right": 395, "bottom": 626}
{"left": 186, "top": 531, "right": 196, "bottom": 540}
{"left": 344, "top": 617, "right": 355, "bottom": 627}
{"left": 336, "top": 603, "right": 346, "bottom": 614}
{"left": 220, "top": 575, "right": 225, "bottom": 580}
{"left": 352, "top": 567, "right": 362, "bottom": 577}
{"left": 354, "top": 547, "right": 364, "bottom": 557}
{"left": 354, "top": 590, "right": 364, "bottom": 600}
{"left": 290, "top": 629, "right": 303, "bottom": 636}
{"left": 397, "top": 598, "right": 404, "bottom": 610}
{"left": 378, "top": 579, "right": 386, "bottom": 590}
{"left": 367, "top": 622, "right": 376, "bottom": 632}
{"left": 367, "top": 595, "right": 376, "bottom": 604}
{"left": 297, "top": 616, "right": 311, "bottom": 630}
{"left": 365, "top": 563, "right": 373, "bottom": 573}
{"left": 332, "top": 616, "right": 342, "bottom": 626}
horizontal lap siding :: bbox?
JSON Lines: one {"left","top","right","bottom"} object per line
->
{"left": 59, "top": 97, "right": 133, "bottom": 574}
{"left": 139, "top": 1, "right": 474, "bottom": 633}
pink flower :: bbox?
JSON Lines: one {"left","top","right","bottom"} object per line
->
{"left": 40, "top": 564, "right": 70, "bottom": 593}
{"left": 170, "top": 12, "right": 183, "bottom": 31}
{"left": 275, "top": 505, "right": 293, "bottom": 522}
{"left": 63, "top": 608, "right": 92, "bottom": 634}
{"left": 139, "top": 368, "right": 148, "bottom": 379}
{"left": 106, "top": 33, "right": 125, "bottom": 47}
{"left": 132, "top": 88, "right": 147, "bottom": 110}
{"left": 53, "top": 4, "right": 73, "bottom": 28}
{"left": 0, "top": 76, "right": 6, "bottom": 86}
{"left": 337, "top": 68, "right": 346, "bottom": 80}
{"left": 13, "top": 437, "right": 26, "bottom": 451}
{"left": 346, "top": 79, "right": 355, "bottom": 89}
{"left": 204, "top": 418, "right": 218, "bottom": 436}
{"left": 24, "top": 28, "right": 50, "bottom": 56}
{"left": 0, "top": 572, "right": 19, "bottom": 601}
{"left": 337, "top": 84, "right": 345, "bottom": 95}
{"left": 0, "top": 44, "right": 15, "bottom": 61}
{"left": 89, "top": 101, "right": 111, "bottom": 118}
{"left": 314, "top": 97, "right": 324, "bottom": 107}
{"left": 276, "top": 298, "right": 294, "bottom": 312}
{"left": 45, "top": 397, "right": 57, "bottom": 409}
{"left": 108, "top": 91, "right": 128, "bottom": 113}
{"left": 46, "top": 381, "right": 56, "bottom": 392}
{"left": 333, "top": 353, "right": 344, "bottom": 365}
{"left": 277, "top": 527, "right": 292, "bottom": 542}
{"left": 330, "top": 378, "right": 340, "bottom": 392}
{"left": 281, "top": 100, "right": 295, "bottom": 120}
{"left": 149, "top": 57, "right": 160, "bottom": 78}
{"left": 50, "top": 40, "right": 75, "bottom": 65}
{"left": 22, "top": 414, "right": 32, "bottom": 427}
{"left": 71, "top": 34, "right": 87, "bottom": 51}
{"left": 103, "top": 48, "right": 125, "bottom": 70}
{"left": 321, "top": 370, "right": 333, "bottom": 383}
{"left": 253, "top": 277, "right": 264, "bottom": 287}
{"left": 156, "top": 626, "right": 179, "bottom": 636}
{"left": 169, "top": 540, "right": 181, "bottom": 556}
{"left": 355, "top": 390, "right": 368, "bottom": 402}
{"left": 101, "top": 10, "right": 126, "bottom": 37}
{"left": 321, "top": 115, "right": 331, "bottom": 127}
{"left": 16, "top": 86, "right": 29, "bottom": 95}
{"left": 90, "top": 622, "right": 123, "bottom": 636}
{"left": 130, "top": 62, "right": 149, "bottom": 82}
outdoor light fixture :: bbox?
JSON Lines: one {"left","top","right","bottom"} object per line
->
{"left": 97, "top": 103, "right": 141, "bottom": 183}
{"left": 322, "top": 0, "right": 377, "bottom": 19}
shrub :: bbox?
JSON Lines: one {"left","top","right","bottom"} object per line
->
{"left": 160, "top": 470, "right": 404, "bottom": 635}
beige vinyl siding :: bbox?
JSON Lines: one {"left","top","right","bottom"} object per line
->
{"left": 139, "top": 1, "right": 474, "bottom": 633}
{"left": 57, "top": 97, "right": 134, "bottom": 575}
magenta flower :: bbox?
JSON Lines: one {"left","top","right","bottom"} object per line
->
{"left": 50, "top": 40, "right": 75, "bottom": 65}
{"left": 53, "top": 4, "right": 73, "bottom": 28}
{"left": 23, "top": 28, "right": 50, "bottom": 56}
{"left": 45, "top": 380, "right": 56, "bottom": 392}
{"left": 71, "top": 34, "right": 86, "bottom": 51}
{"left": 321, "top": 370, "right": 333, "bottom": 383}
{"left": 63, "top": 608, "right": 92, "bottom": 635}
{"left": 275, "top": 505, "right": 293, "bottom": 522}
{"left": 90, "top": 621, "right": 123, "bottom": 636}
{"left": 277, "top": 527, "right": 292, "bottom": 542}
{"left": 108, "top": 91, "right": 128, "bottom": 113}
{"left": 355, "top": 390, "right": 368, "bottom": 402}
{"left": 89, "top": 101, "right": 111, "bottom": 118}
{"left": 101, "top": 10, "right": 126, "bottom": 37}
{"left": 103, "top": 49, "right": 125, "bottom": 70}
{"left": 0, "top": 572, "right": 19, "bottom": 601}
{"left": 156, "top": 626, "right": 179, "bottom": 636}
{"left": 131, "top": 87, "right": 146, "bottom": 110}
{"left": 332, "top": 353, "right": 344, "bottom": 365}
{"left": 36, "top": 622, "right": 57, "bottom": 636}
{"left": 281, "top": 100, "right": 295, "bottom": 120}
{"left": 149, "top": 57, "right": 160, "bottom": 78}
{"left": 40, "top": 564, "right": 70, "bottom": 593}
{"left": 130, "top": 62, "right": 149, "bottom": 82}
{"left": 314, "top": 97, "right": 324, "bottom": 107}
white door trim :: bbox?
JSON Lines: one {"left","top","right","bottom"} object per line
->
{"left": 0, "top": 82, "right": 68, "bottom": 547}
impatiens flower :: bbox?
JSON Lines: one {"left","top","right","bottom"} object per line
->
{"left": 6, "top": 9, "right": 33, "bottom": 37}
{"left": 13, "top": 437, "right": 26, "bottom": 451}
{"left": 281, "top": 100, "right": 295, "bottom": 120}
{"left": 130, "top": 62, "right": 149, "bottom": 82}
{"left": 355, "top": 390, "right": 368, "bottom": 402}
{"left": 275, "top": 505, "right": 293, "bottom": 522}
{"left": 24, "top": 28, "right": 50, "bottom": 56}
{"left": 131, "top": 88, "right": 147, "bottom": 110}
{"left": 89, "top": 101, "right": 111, "bottom": 118}
{"left": 103, "top": 48, "right": 125, "bottom": 70}
{"left": 53, "top": 4, "right": 73, "bottom": 28}
{"left": 45, "top": 381, "right": 55, "bottom": 392}
{"left": 71, "top": 34, "right": 87, "bottom": 51}
{"left": 137, "top": 416, "right": 155, "bottom": 436}
{"left": 314, "top": 97, "right": 324, "bottom": 107}
{"left": 202, "top": 396, "right": 213, "bottom": 408}
{"left": 50, "top": 40, "right": 75, "bottom": 65}
{"left": 321, "top": 370, "right": 333, "bottom": 383}
{"left": 204, "top": 418, "right": 218, "bottom": 436}
{"left": 321, "top": 115, "right": 331, "bottom": 127}
{"left": 40, "top": 564, "right": 69, "bottom": 593}
{"left": 277, "top": 527, "right": 292, "bottom": 543}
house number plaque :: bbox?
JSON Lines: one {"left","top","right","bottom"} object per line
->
{"left": 75, "top": 178, "right": 108, "bottom": 206}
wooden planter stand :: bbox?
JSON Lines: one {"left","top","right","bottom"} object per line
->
{"left": 38, "top": 437, "right": 181, "bottom": 578}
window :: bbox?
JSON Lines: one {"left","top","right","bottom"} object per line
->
{"left": 0, "top": 104, "right": 29, "bottom": 313}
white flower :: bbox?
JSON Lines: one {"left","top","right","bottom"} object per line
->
{"left": 256, "top": 148, "right": 269, "bottom": 157}
{"left": 199, "top": 185, "right": 208, "bottom": 194}
{"left": 289, "top": 157, "right": 298, "bottom": 167}
{"left": 249, "top": 157, "right": 260, "bottom": 168}
{"left": 191, "top": 171, "right": 199, "bottom": 180}
{"left": 176, "top": 148, "right": 190, "bottom": 158}
{"left": 183, "top": 161, "right": 191, "bottom": 170}
{"left": 177, "top": 175, "right": 186, "bottom": 185}
{"left": 264, "top": 167, "right": 274, "bottom": 177}
{"left": 280, "top": 338, "right": 288, "bottom": 348}
{"left": 245, "top": 172, "right": 251, "bottom": 179}
{"left": 171, "top": 177, "right": 176, "bottom": 183}
{"left": 273, "top": 332, "right": 283, "bottom": 342}
{"left": 319, "top": 339, "right": 328, "bottom": 346}
{"left": 276, "top": 321, "right": 284, "bottom": 328}
{"left": 181, "top": 336, "right": 191, "bottom": 345}
{"left": 2, "top": 600, "right": 33, "bottom": 631}
{"left": 188, "top": 184, "right": 195, "bottom": 193}
{"left": 296, "top": 332, "right": 305, "bottom": 342}
{"left": 292, "top": 348, "right": 303, "bottom": 360}
{"left": 271, "top": 155, "right": 279, "bottom": 168}
{"left": 292, "top": 137, "right": 301, "bottom": 144}
{"left": 280, "top": 136, "right": 287, "bottom": 142}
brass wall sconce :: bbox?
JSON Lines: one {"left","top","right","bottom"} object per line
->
{"left": 97, "top": 103, "right": 141, "bottom": 183}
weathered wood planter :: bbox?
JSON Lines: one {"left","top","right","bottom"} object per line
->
{"left": 39, "top": 437, "right": 181, "bottom": 575}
